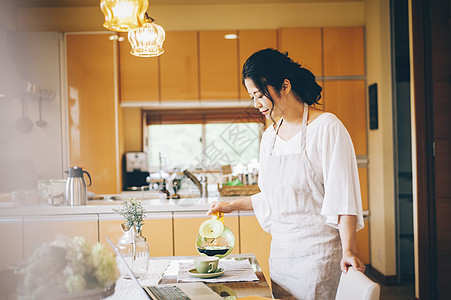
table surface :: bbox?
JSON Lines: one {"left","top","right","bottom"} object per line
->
{"left": 154, "top": 253, "right": 274, "bottom": 299}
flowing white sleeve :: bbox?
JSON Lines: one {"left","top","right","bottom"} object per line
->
{"left": 251, "top": 131, "right": 272, "bottom": 234}
{"left": 320, "top": 120, "right": 364, "bottom": 231}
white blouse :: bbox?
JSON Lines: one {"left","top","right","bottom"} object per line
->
{"left": 251, "top": 113, "right": 364, "bottom": 231}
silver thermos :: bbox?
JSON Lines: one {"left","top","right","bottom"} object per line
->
{"left": 65, "top": 166, "right": 92, "bottom": 206}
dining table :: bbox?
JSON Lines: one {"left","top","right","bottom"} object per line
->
{"left": 149, "top": 253, "right": 295, "bottom": 299}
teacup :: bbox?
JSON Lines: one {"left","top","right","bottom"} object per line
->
{"left": 193, "top": 256, "right": 219, "bottom": 273}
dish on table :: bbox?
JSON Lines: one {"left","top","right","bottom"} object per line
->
{"left": 188, "top": 268, "right": 225, "bottom": 279}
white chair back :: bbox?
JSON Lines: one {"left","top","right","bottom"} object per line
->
{"left": 335, "top": 268, "right": 380, "bottom": 300}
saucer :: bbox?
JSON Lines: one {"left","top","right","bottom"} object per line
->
{"left": 188, "top": 268, "right": 225, "bottom": 279}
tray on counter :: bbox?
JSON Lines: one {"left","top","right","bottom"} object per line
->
{"left": 217, "top": 184, "right": 260, "bottom": 196}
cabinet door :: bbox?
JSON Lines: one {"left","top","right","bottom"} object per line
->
{"left": 160, "top": 31, "right": 199, "bottom": 101}
{"left": 356, "top": 220, "right": 370, "bottom": 265}
{"left": 323, "top": 80, "right": 367, "bottom": 155}
{"left": 0, "top": 217, "right": 23, "bottom": 269}
{"left": 99, "top": 212, "right": 173, "bottom": 257}
{"left": 23, "top": 215, "right": 98, "bottom": 259}
{"left": 357, "top": 168, "right": 369, "bottom": 264}
{"left": 238, "top": 30, "right": 278, "bottom": 99}
{"left": 278, "top": 28, "right": 323, "bottom": 77}
{"left": 119, "top": 33, "right": 159, "bottom": 102}
{"left": 173, "top": 212, "right": 239, "bottom": 257}
{"left": 66, "top": 33, "right": 118, "bottom": 194}
{"left": 240, "top": 213, "right": 271, "bottom": 285}
{"left": 199, "top": 30, "right": 239, "bottom": 100}
{"left": 323, "top": 27, "right": 365, "bottom": 77}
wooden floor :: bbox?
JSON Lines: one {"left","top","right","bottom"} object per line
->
{"left": 374, "top": 278, "right": 415, "bottom": 300}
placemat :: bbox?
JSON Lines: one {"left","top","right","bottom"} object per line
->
{"left": 106, "top": 259, "right": 170, "bottom": 300}
{"left": 177, "top": 259, "right": 259, "bottom": 283}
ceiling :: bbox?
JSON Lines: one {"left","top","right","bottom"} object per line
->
{"left": 14, "top": 0, "right": 362, "bottom": 8}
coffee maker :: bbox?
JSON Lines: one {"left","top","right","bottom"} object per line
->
{"left": 123, "top": 152, "right": 150, "bottom": 191}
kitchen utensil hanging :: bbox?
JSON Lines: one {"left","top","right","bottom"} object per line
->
{"left": 35, "top": 96, "right": 47, "bottom": 127}
{"left": 16, "top": 98, "right": 33, "bottom": 134}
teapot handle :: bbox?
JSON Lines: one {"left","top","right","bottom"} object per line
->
{"left": 83, "top": 171, "right": 92, "bottom": 187}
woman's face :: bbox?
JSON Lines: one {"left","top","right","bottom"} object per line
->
{"left": 245, "top": 78, "right": 281, "bottom": 119}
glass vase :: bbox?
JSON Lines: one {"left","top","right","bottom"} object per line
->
{"left": 116, "top": 223, "right": 149, "bottom": 279}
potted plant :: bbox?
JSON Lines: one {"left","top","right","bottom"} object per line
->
{"left": 113, "top": 199, "right": 149, "bottom": 279}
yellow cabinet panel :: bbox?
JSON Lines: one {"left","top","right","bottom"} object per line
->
{"left": 238, "top": 29, "right": 278, "bottom": 99}
{"left": 173, "top": 212, "right": 239, "bottom": 257}
{"left": 358, "top": 168, "right": 368, "bottom": 211}
{"left": 99, "top": 213, "right": 173, "bottom": 257}
{"left": 23, "top": 215, "right": 98, "bottom": 259}
{"left": 199, "top": 30, "right": 239, "bottom": 100}
{"left": 240, "top": 214, "right": 271, "bottom": 285}
{"left": 66, "top": 33, "right": 118, "bottom": 194}
{"left": 119, "top": 34, "right": 159, "bottom": 102}
{"left": 278, "top": 28, "right": 323, "bottom": 77}
{"left": 323, "top": 80, "right": 367, "bottom": 155}
{"left": 356, "top": 220, "right": 370, "bottom": 265}
{"left": 0, "top": 217, "right": 23, "bottom": 269}
{"left": 323, "top": 27, "right": 365, "bottom": 76}
{"left": 160, "top": 31, "right": 199, "bottom": 101}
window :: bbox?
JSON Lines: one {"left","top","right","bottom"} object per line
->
{"left": 145, "top": 109, "right": 262, "bottom": 172}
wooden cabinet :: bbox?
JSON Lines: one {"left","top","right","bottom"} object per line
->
{"left": 99, "top": 212, "right": 173, "bottom": 257}
{"left": 22, "top": 215, "right": 98, "bottom": 259}
{"left": 323, "top": 27, "right": 365, "bottom": 76}
{"left": 0, "top": 217, "right": 23, "bottom": 269}
{"left": 199, "top": 30, "right": 239, "bottom": 100}
{"left": 66, "top": 33, "right": 119, "bottom": 194}
{"left": 239, "top": 213, "right": 272, "bottom": 285}
{"left": 357, "top": 168, "right": 370, "bottom": 265}
{"left": 278, "top": 28, "right": 323, "bottom": 77}
{"left": 359, "top": 168, "right": 369, "bottom": 211}
{"left": 323, "top": 80, "right": 367, "bottom": 155}
{"left": 238, "top": 29, "right": 278, "bottom": 99}
{"left": 119, "top": 33, "right": 159, "bottom": 102}
{"left": 173, "top": 211, "right": 239, "bottom": 257}
{"left": 356, "top": 220, "right": 370, "bottom": 265}
{"left": 160, "top": 31, "right": 199, "bottom": 101}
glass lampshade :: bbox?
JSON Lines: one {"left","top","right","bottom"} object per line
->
{"left": 128, "top": 16, "right": 165, "bottom": 57}
{"left": 100, "top": 0, "right": 148, "bottom": 32}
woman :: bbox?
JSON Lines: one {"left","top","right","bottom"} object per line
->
{"left": 208, "top": 48, "right": 365, "bottom": 299}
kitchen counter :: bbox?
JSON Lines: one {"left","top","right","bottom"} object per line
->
{"left": 0, "top": 194, "right": 243, "bottom": 217}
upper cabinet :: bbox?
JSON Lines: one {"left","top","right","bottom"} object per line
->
{"left": 160, "top": 31, "right": 199, "bottom": 101}
{"left": 119, "top": 33, "right": 159, "bottom": 102}
{"left": 199, "top": 30, "right": 239, "bottom": 100}
{"left": 323, "top": 80, "right": 367, "bottom": 155}
{"left": 66, "top": 33, "right": 119, "bottom": 194}
{"left": 323, "top": 27, "right": 365, "bottom": 76}
{"left": 238, "top": 30, "right": 278, "bottom": 99}
{"left": 278, "top": 28, "right": 323, "bottom": 78}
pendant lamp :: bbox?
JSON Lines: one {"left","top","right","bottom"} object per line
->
{"left": 100, "top": 0, "right": 148, "bottom": 32}
{"left": 128, "top": 14, "right": 165, "bottom": 57}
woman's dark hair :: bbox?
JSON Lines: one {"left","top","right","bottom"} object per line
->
{"left": 242, "top": 48, "right": 322, "bottom": 109}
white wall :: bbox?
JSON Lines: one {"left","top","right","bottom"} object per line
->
{"left": 0, "top": 26, "right": 64, "bottom": 194}
{"left": 364, "top": 0, "right": 396, "bottom": 276}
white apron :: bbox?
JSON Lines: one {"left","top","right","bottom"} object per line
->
{"left": 258, "top": 103, "right": 342, "bottom": 300}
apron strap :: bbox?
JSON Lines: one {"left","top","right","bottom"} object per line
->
{"left": 300, "top": 102, "right": 309, "bottom": 153}
{"left": 269, "top": 102, "right": 309, "bottom": 156}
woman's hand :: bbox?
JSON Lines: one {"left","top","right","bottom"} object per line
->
{"left": 207, "top": 201, "right": 234, "bottom": 215}
{"left": 340, "top": 249, "right": 366, "bottom": 273}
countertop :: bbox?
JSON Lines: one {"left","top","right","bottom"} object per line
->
{"left": 0, "top": 191, "right": 242, "bottom": 217}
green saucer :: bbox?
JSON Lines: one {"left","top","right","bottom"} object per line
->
{"left": 188, "top": 268, "right": 225, "bottom": 279}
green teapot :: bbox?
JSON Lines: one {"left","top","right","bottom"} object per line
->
{"left": 196, "top": 212, "right": 235, "bottom": 258}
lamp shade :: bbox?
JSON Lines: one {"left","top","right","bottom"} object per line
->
{"left": 128, "top": 18, "right": 165, "bottom": 57}
{"left": 100, "top": 0, "right": 148, "bottom": 32}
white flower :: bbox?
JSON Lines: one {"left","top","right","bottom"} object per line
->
{"left": 91, "top": 243, "right": 120, "bottom": 286}
{"left": 65, "top": 275, "right": 86, "bottom": 293}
